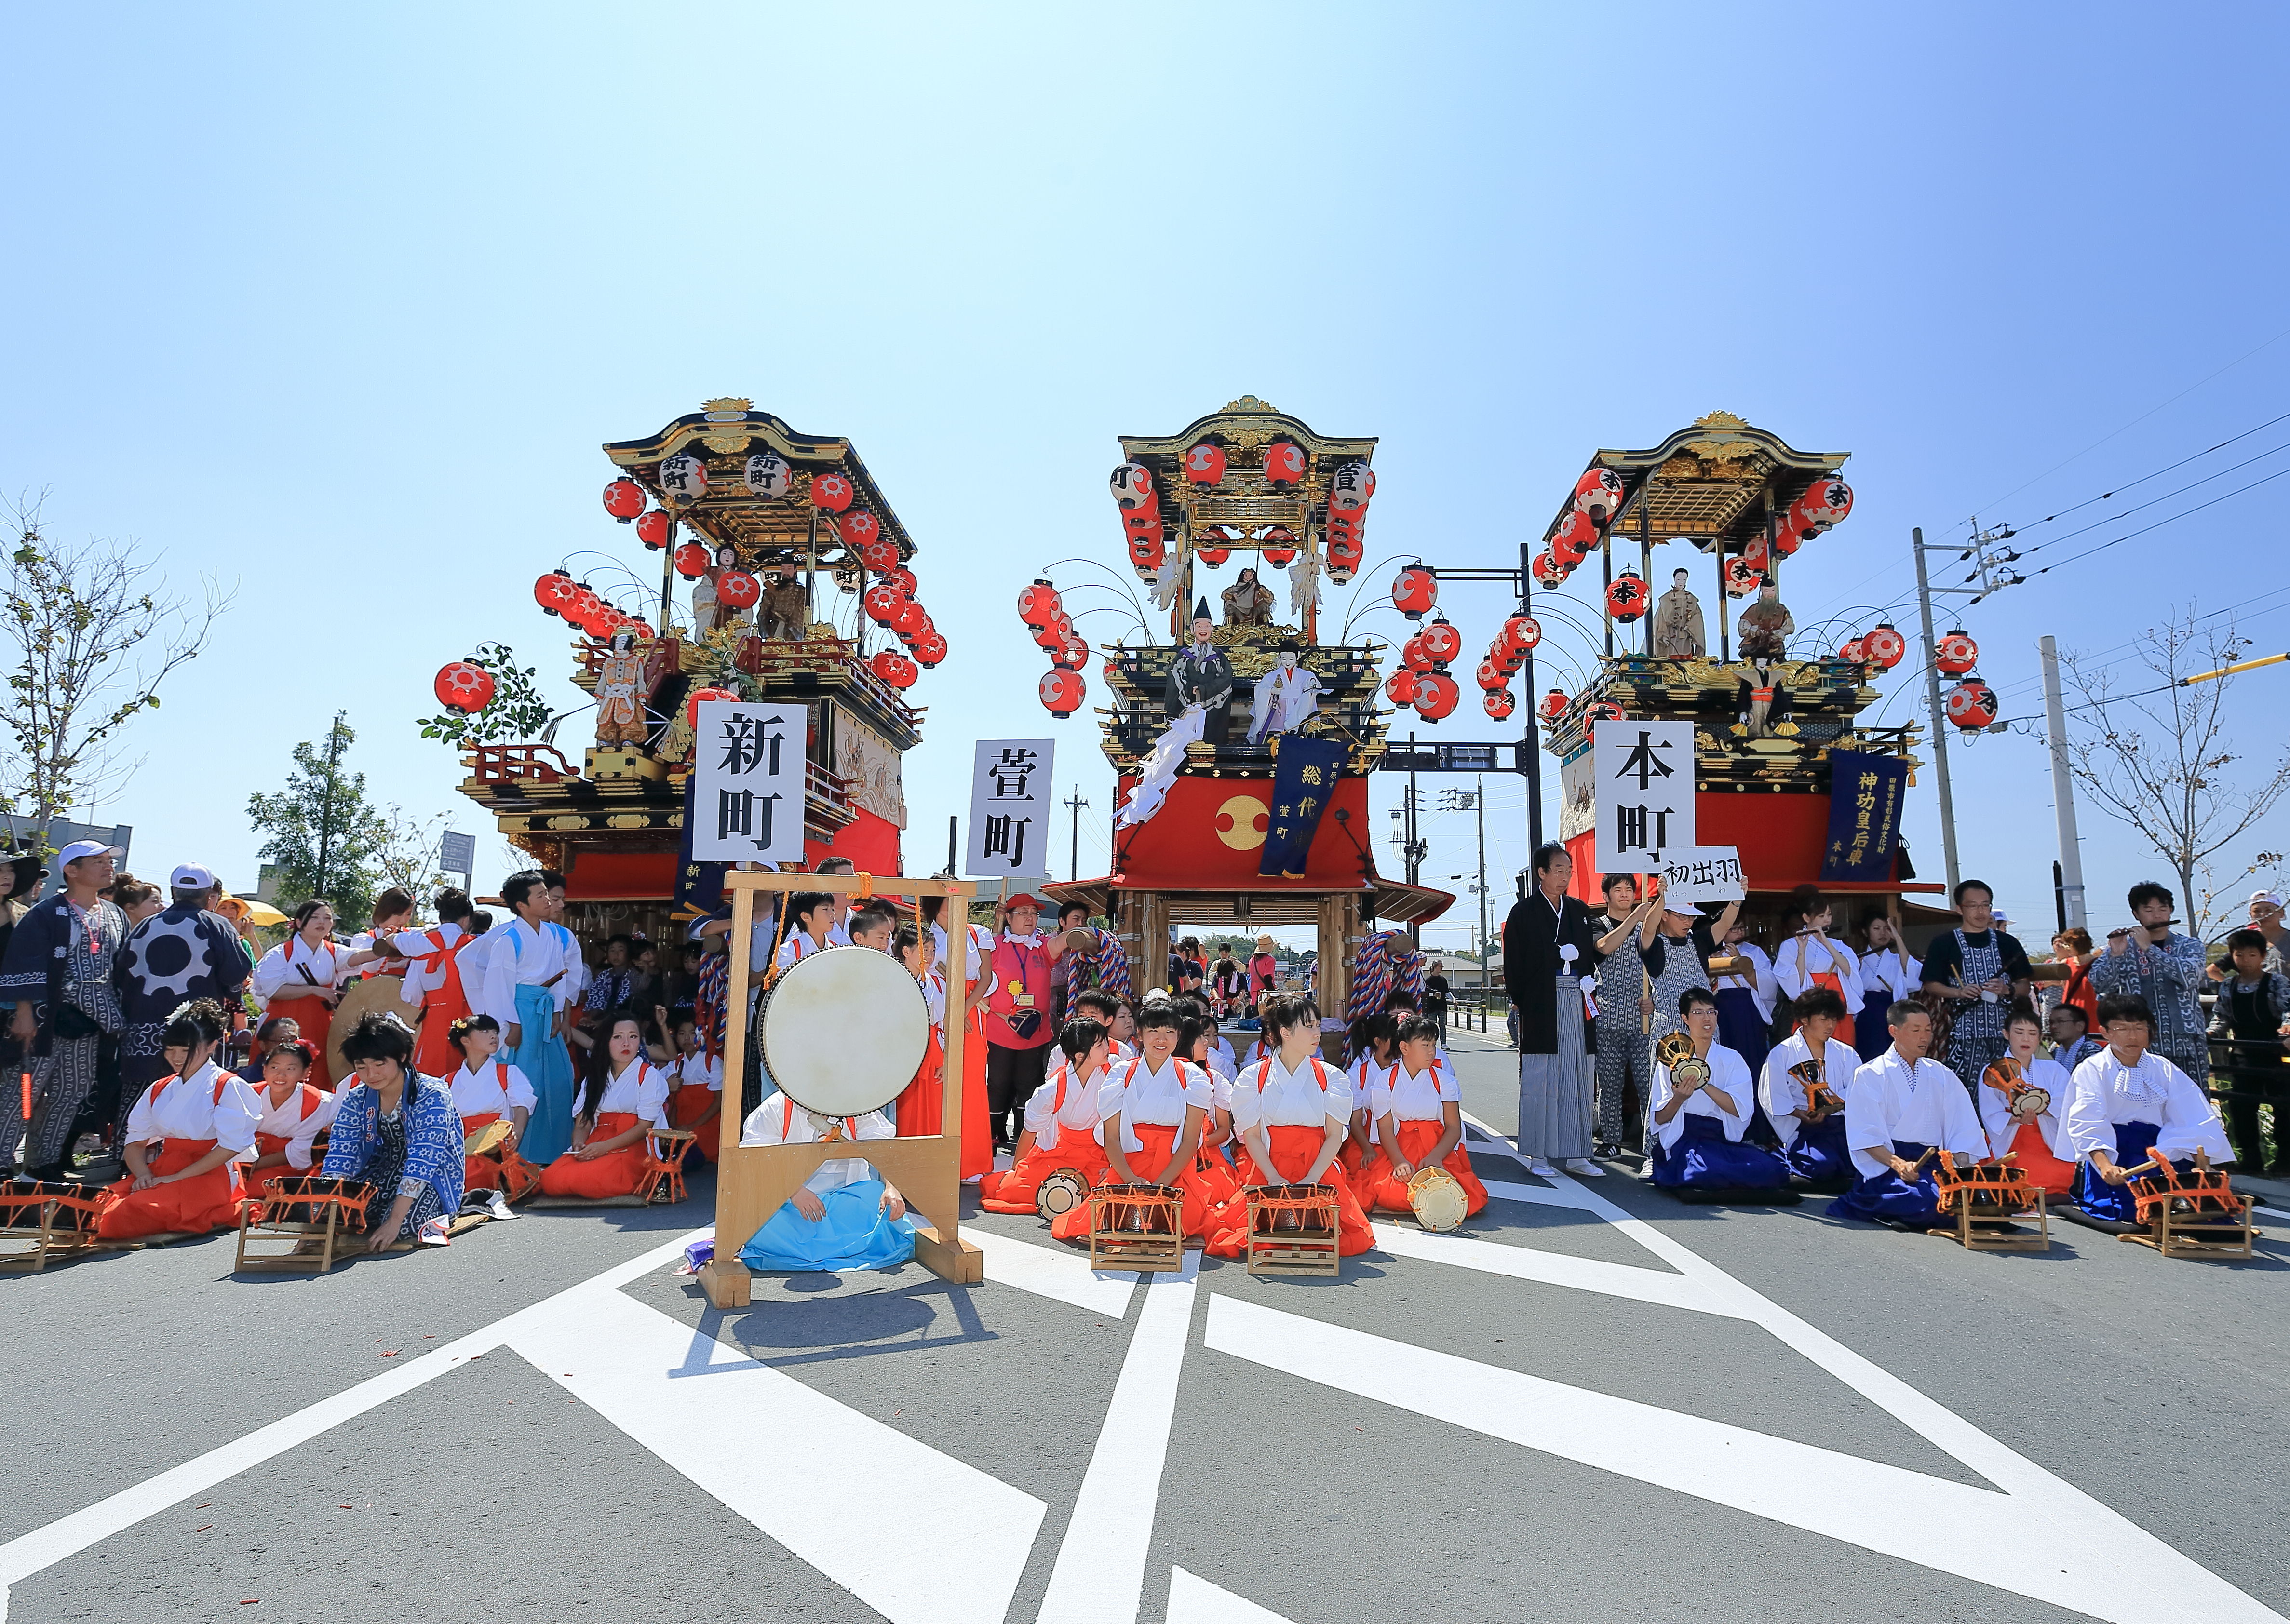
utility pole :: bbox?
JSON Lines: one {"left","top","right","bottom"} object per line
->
{"left": 1439, "top": 782, "right": 1491, "bottom": 1007}
{"left": 1911, "top": 528, "right": 1962, "bottom": 895}
{"left": 1064, "top": 786, "right": 1089, "bottom": 884}
{"left": 2038, "top": 634, "right": 2086, "bottom": 930}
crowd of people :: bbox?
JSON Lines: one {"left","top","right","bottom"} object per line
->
{"left": 1502, "top": 842, "right": 2289, "bottom": 1227}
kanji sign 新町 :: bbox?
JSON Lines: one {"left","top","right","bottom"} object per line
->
{"left": 966, "top": 738, "right": 1055, "bottom": 880}
{"left": 689, "top": 698, "right": 806, "bottom": 865}
{"left": 1594, "top": 720, "right": 1695, "bottom": 873}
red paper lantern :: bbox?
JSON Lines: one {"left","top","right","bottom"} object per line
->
{"left": 1326, "top": 532, "right": 1364, "bottom": 567}
{"left": 883, "top": 566, "right": 917, "bottom": 598}
{"left": 1401, "top": 632, "right": 1435, "bottom": 672}
{"left": 1384, "top": 668, "right": 1419, "bottom": 707}
{"left": 1936, "top": 629, "right": 1979, "bottom": 675}
{"left": 432, "top": 660, "right": 495, "bottom": 715}
{"left": 622, "top": 618, "right": 654, "bottom": 642}
{"left": 673, "top": 542, "right": 711, "bottom": 579}
{"left": 635, "top": 510, "right": 674, "bottom": 551}
{"left": 743, "top": 451, "right": 794, "bottom": 501}
{"left": 1327, "top": 460, "right": 1376, "bottom": 513}
{"left": 891, "top": 599, "right": 928, "bottom": 638}
{"left": 1501, "top": 613, "right": 1543, "bottom": 654}
{"left": 1033, "top": 616, "right": 1070, "bottom": 651}
{"left": 1538, "top": 687, "right": 1569, "bottom": 722}
{"left": 1264, "top": 440, "right": 1307, "bottom": 487}
{"left": 863, "top": 582, "right": 905, "bottom": 624}
{"left": 1771, "top": 513, "right": 1809, "bottom": 557}
{"left": 1742, "top": 535, "right": 1770, "bottom": 570}
{"left": 1419, "top": 618, "right": 1463, "bottom": 664}
{"left": 1195, "top": 541, "right": 1230, "bottom": 567}
{"left": 1484, "top": 687, "right": 1517, "bottom": 721}
{"left": 1475, "top": 658, "right": 1508, "bottom": 692}
{"left": 1039, "top": 667, "right": 1084, "bottom": 717}
{"left": 1129, "top": 534, "right": 1167, "bottom": 574}
{"left": 1260, "top": 525, "right": 1298, "bottom": 567}
{"left": 563, "top": 584, "right": 601, "bottom": 629}
{"left": 1531, "top": 550, "right": 1568, "bottom": 591}
{"left": 1722, "top": 556, "right": 1765, "bottom": 597}
{"left": 685, "top": 686, "right": 738, "bottom": 728}
{"left": 1391, "top": 565, "right": 1439, "bottom": 619}
{"left": 714, "top": 570, "right": 760, "bottom": 609}
{"left": 1018, "top": 579, "right": 1063, "bottom": 626}
{"left": 1795, "top": 478, "right": 1854, "bottom": 533}
{"left": 1110, "top": 461, "right": 1156, "bottom": 510}
{"left": 811, "top": 472, "right": 854, "bottom": 513}
{"left": 1605, "top": 569, "right": 1649, "bottom": 622}
{"left": 1946, "top": 678, "right": 1998, "bottom": 729}
{"left": 865, "top": 649, "right": 916, "bottom": 690}
{"left": 1414, "top": 671, "right": 1459, "bottom": 721}
{"left": 602, "top": 478, "right": 647, "bottom": 522}
{"left": 1839, "top": 637, "right": 1869, "bottom": 663}
{"left": 1864, "top": 622, "right": 1908, "bottom": 670}
{"left": 1573, "top": 467, "right": 1625, "bottom": 523}
{"left": 534, "top": 571, "right": 579, "bottom": 616}
{"left": 1183, "top": 442, "right": 1227, "bottom": 485}
{"left": 914, "top": 631, "right": 948, "bottom": 667}
{"left": 840, "top": 510, "right": 880, "bottom": 548}
{"left": 1550, "top": 511, "right": 1599, "bottom": 568}
{"left": 1490, "top": 640, "right": 1524, "bottom": 677}
{"left": 1585, "top": 700, "right": 1625, "bottom": 738}
{"left": 859, "top": 538, "right": 899, "bottom": 573}
{"left": 1052, "top": 633, "right": 1089, "bottom": 671}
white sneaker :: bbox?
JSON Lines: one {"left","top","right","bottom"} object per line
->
{"left": 1564, "top": 1158, "right": 1606, "bottom": 1178}
{"left": 1527, "top": 1159, "right": 1560, "bottom": 1177}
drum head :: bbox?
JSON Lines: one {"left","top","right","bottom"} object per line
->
{"left": 1036, "top": 1168, "right": 1088, "bottom": 1220}
{"left": 465, "top": 1118, "right": 513, "bottom": 1157}
{"left": 1408, "top": 1165, "right": 1468, "bottom": 1232}
{"left": 759, "top": 947, "right": 928, "bottom": 1116}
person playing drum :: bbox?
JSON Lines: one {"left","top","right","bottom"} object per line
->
{"left": 1357, "top": 1013, "right": 1489, "bottom": 1218}
{"left": 1759, "top": 985, "right": 1858, "bottom": 1185}
{"left": 238, "top": 1037, "right": 338, "bottom": 1206}
{"left": 445, "top": 1014, "right": 537, "bottom": 1195}
{"left": 1828, "top": 1001, "right": 1985, "bottom": 1229}
{"left": 1974, "top": 1003, "right": 2077, "bottom": 1196}
{"left": 536, "top": 1014, "right": 671, "bottom": 1201}
{"left": 98, "top": 999, "right": 263, "bottom": 1241}
{"left": 1204, "top": 994, "right": 1375, "bottom": 1258}
{"left": 1647, "top": 988, "right": 1790, "bottom": 1195}
{"left": 2062, "top": 993, "right": 2233, "bottom": 1222}
{"left": 738, "top": 1083, "right": 915, "bottom": 1273}
{"left": 980, "top": 1017, "right": 1115, "bottom": 1215}
{"left": 1047, "top": 1001, "right": 1223, "bottom": 1245}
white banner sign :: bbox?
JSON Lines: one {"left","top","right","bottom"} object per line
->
{"left": 689, "top": 698, "right": 808, "bottom": 866}
{"left": 966, "top": 738, "right": 1054, "bottom": 880}
{"left": 1657, "top": 845, "right": 1745, "bottom": 909}
{"left": 1593, "top": 720, "right": 1696, "bottom": 873}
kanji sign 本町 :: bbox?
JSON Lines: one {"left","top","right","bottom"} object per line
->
{"left": 1593, "top": 720, "right": 1695, "bottom": 873}
{"left": 689, "top": 698, "right": 807, "bottom": 866}
{"left": 966, "top": 738, "right": 1055, "bottom": 880}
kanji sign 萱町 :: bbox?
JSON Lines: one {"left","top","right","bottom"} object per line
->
{"left": 1594, "top": 721, "right": 1695, "bottom": 873}
{"left": 689, "top": 699, "right": 806, "bottom": 865}
{"left": 966, "top": 738, "right": 1055, "bottom": 880}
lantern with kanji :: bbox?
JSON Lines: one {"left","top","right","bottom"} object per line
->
{"left": 1264, "top": 440, "right": 1306, "bottom": 488}
{"left": 1401, "top": 631, "right": 1435, "bottom": 671}
{"left": 1110, "top": 461, "right": 1156, "bottom": 511}
{"left": 432, "top": 660, "right": 496, "bottom": 715}
{"left": 1484, "top": 687, "right": 1517, "bottom": 721}
{"left": 1936, "top": 629, "right": 1979, "bottom": 676}
{"left": 1864, "top": 622, "right": 1908, "bottom": 670}
{"left": 1260, "top": 524, "right": 1298, "bottom": 567}
{"left": 1018, "top": 579, "right": 1063, "bottom": 626}
{"left": 1384, "top": 667, "right": 1420, "bottom": 707}
{"left": 1419, "top": 617, "right": 1463, "bottom": 664}
{"left": 1946, "top": 678, "right": 1998, "bottom": 729}
{"left": 891, "top": 599, "right": 928, "bottom": 638}
{"left": 602, "top": 478, "right": 646, "bottom": 522}
{"left": 534, "top": 570, "right": 579, "bottom": 616}
{"left": 1538, "top": 687, "right": 1570, "bottom": 722}
{"left": 1722, "top": 556, "right": 1765, "bottom": 597}
{"left": 811, "top": 471, "right": 854, "bottom": 513}
{"left": 685, "top": 686, "right": 738, "bottom": 728}
{"left": 715, "top": 570, "right": 761, "bottom": 611}
{"left": 914, "top": 630, "right": 948, "bottom": 667}
{"left": 1839, "top": 636, "right": 1868, "bottom": 664}
{"left": 839, "top": 510, "right": 880, "bottom": 549}
{"left": 1550, "top": 511, "right": 1599, "bottom": 568}
{"left": 1475, "top": 658, "right": 1509, "bottom": 692}
{"left": 1573, "top": 466, "right": 1625, "bottom": 523}
{"left": 744, "top": 451, "right": 794, "bottom": 501}
{"left": 1531, "top": 550, "right": 1567, "bottom": 591}
{"left": 1039, "top": 667, "right": 1084, "bottom": 717}
{"left": 1413, "top": 671, "right": 1460, "bottom": 722}
{"left": 1183, "top": 441, "right": 1227, "bottom": 485}
{"left": 872, "top": 649, "right": 919, "bottom": 690}
{"left": 1392, "top": 564, "right": 1438, "bottom": 620}
{"left": 1796, "top": 478, "right": 1854, "bottom": 533}
{"left": 1605, "top": 568, "right": 1649, "bottom": 622}
{"left": 1586, "top": 700, "right": 1626, "bottom": 733}
{"left": 657, "top": 453, "right": 708, "bottom": 505}
{"left": 1328, "top": 460, "right": 1375, "bottom": 512}
{"left": 635, "top": 510, "right": 674, "bottom": 551}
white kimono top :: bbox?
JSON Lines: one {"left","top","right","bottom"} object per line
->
{"left": 740, "top": 1093, "right": 894, "bottom": 1195}
{"left": 390, "top": 923, "right": 467, "bottom": 1012}
{"left": 1650, "top": 1043, "right": 1756, "bottom": 1152}
{"left": 1759, "top": 1032, "right": 1862, "bottom": 1149}
{"left": 1775, "top": 935, "right": 1865, "bottom": 1016}
{"left": 669, "top": 1051, "right": 723, "bottom": 1094}
{"left": 1972, "top": 1053, "right": 2075, "bottom": 1163}
{"left": 929, "top": 921, "right": 999, "bottom": 1001}
{"left": 1859, "top": 947, "right": 1924, "bottom": 1014}
{"left": 1230, "top": 1055, "right": 1350, "bottom": 1134}
{"left": 449, "top": 1060, "right": 536, "bottom": 1121}
{"left": 1843, "top": 1050, "right": 1984, "bottom": 1178}
{"left": 479, "top": 917, "right": 579, "bottom": 1027}
{"left": 251, "top": 936, "right": 351, "bottom": 1004}
{"left": 1710, "top": 941, "right": 1779, "bottom": 1025}
{"left": 124, "top": 1061, "right": 262, "bottom": 1155}
{"left": 588, "top": 1059, "right": 672, "bottom": 1130}
{"left": 243, "top": 1081, "right": 338, "bottom": 1170}
{"left": 1093, "top": 1055, "right": 1213, "bottom": 1152}
{"left": 773, "top": 931, "right": 836, "bottom": 974}
{"left": 453, "top": 927, "right": 499, "bottom": 1002}
{"left": 1370, "top": 1055, "right": 1462, "bottom": 1140}
{"left": 2064, "top": 1049, "right": 2231, "bottom": 1166}
{"left": 1023, "top": 1059, "right": 1109, "bottom": 1151}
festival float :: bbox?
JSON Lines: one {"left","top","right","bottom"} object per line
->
{"left": 441, "top": 398, "right": 926, "bottom": 937}
{"left": 1031, "top": 396, "right": 1454, "bottom": 1040}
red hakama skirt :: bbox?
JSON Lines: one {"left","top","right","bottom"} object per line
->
{"left": 1807, "top": 971, "right": 1854, "bottom": 1050}
{"left": 412, "top": 978, "right": 470, "bottom": 1082}
{"left": 1996, "top": 1118, "right": 2077, "bottom": 1197}
{"left": 239, "top": 1130, "right": 300, "bottom": 1207}
{"left": 670, "top": 1084, "right": 721, "bottom": 1164}
{"left": 980, "top": 1126, "right": 1110, "bottom": 1215}
{"left": 537, "top": 1111, "right": 648, "bottom": 1200}
{"left": 1204, "top": 1124, "right": 1375, "bottom": 1258}
{"left": 98, "top": 1138, "right": 242, "bottom": 1240}
{"left": 1049, "top": 1123, "right": 1223, "bottom": 1244}
{"left": 1354, "top": 1118, "right": 1489, "bottom": 1217}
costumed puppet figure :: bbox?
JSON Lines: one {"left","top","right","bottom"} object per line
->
{"left": 98, "top": 999, "right": 261, "bottom": 1240}
{"left": 1648, "top": 988, "right": 1790, "bottom": 1193}
{"left": 1247, "top": 637, "right": 1322, "bottom": 745}
{"left": 1204, "top": 993, "right": 1374, "bottom": 1256}
{"left": 2063, "top": 993, "right": 2232, "bottom": 1221}
{"left": 738, "top": 1088, "right": 916, "bottom": 1273}
{"left": 1356, "top": 1011, "right": 1489, "bottom": 1217}
{"left": 1652, "top": 568, "right": 1707, "bottom": 660}
{"left": 1047, "top": 1001, "right": 1224, "bottom": 1245}
{"left": 693, "top": 544, "right": 750, "bottom": 634}
{"left": 593, "top": 628, "right": 659, "bottom": 750}
{"left": 1729, "top": 582, "right": 1798, "bottom": 739}
{"left": 1828, "top": 1001, "right": 1986, "bottom": 1228}
{"left": 1736, "top": 579, "right": 1795, "bottom": 659}
{"left": 1974, "top": 1003, "right": 2078, "bottom": 1197}
{"left": 1221, "top": 566, "right": 1277, "bottom": 627}
{"left": 1167, "top": 597, "right": 1237, "bottom": 745}
{"left": 1758, "top": 985, "right": 1859, "bottom": 1186}
{"left": 979, "top": 1014, "right": 1115, "bottom": 1214}
{"left": 760, "top": 567, "right": 810, "bottom": 643}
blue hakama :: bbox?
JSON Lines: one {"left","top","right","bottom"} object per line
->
{"left": 1714, "top": 988, "right": 1772, "bottom": 1081}
{"left": 512, "top": 981, "right": 576, "bottom": 1166}
{"left": 1652, "top": 1113, "right": 1790, "bottom": 1191}
{"left": 1784, "top": 1113, "right": 1854, "bottom": 1186}
{"left": 1828, "top": 1137, "right": 1948, "bottom": 1227}
{"left": 740, "top": 1178, "right": 917, "bottom": 1273}
{"left": 2069, "top": 1118, "right": 2163, "bottom": 1223}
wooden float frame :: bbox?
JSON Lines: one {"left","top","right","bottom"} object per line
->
{"left": 698, "top": 872, "right": 983, "bottom": 1309}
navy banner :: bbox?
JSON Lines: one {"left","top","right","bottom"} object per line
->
{"left": 1260, "top": 736, "right": 1348, "bottom": 877}
{"left": 1820, "top": 750, "right": 1910, "bottom": 882}
{"left": 673, "top": 767, "right": 727, "bottom": 922}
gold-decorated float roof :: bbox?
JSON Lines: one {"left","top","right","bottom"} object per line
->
{"left": 1117, "top": 396, "right": 1376, "bottom": 534}
{"left": 603, "top": 399, "right": 916, "bottom": 569}
{"left": 1545, "top": 412, "right": 1850, "bottom": 557}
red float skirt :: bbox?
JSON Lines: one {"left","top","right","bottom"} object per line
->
{"left": 670, "top": 1084, "right": 720, "bottom": 1164}
{"left": 1049, "top": 1123, "right": 1223, "bottom": 1244}
{"left": 1996, "top": 1118, "right": 2077, "bottom": 1197}
{"left": 981, "top": 1124, "right": 1110, "bottom": 1214}
{"left": 98, "top": 1138, "right": 242, "bottom": 1240}
{"left": 1354, "top": 1118, "right": 1489, "bottom": 1216}
{"left": 1204, "top": 1125, "right": 1376, "bottom": 1258}
{"left": 267, "top": 998, "right": 335, "bottom": 1089}
{"left": 538, "top": 1111, "right": 648, "bottom": 1200}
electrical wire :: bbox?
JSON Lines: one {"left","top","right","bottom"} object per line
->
{"left": 2011, "top": 436, "right": 2290, "bottom": 561}
{"left": 2025, "top": 463, "right": 2290, "bottom": 576}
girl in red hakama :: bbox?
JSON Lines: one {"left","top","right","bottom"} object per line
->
{"left": 99, "top": 1000, "right": 262, "bottom": 1240}
{"left": 396, "top": 903, "right": 476, "bottom": 1082}
{"left": 250, "top": 902, "right": 352, "bottom": 1089}
{"left": 981, "top": 1017, "right": 1114, "bottom": 1213}
{"left": 237, "top": 1038, "right": 337, "bottom": 1206}
{"left": 665, "top": 1015, "right": 724, "bottom": 1164}
{"left": 1354, "top": 1014, "right": 1489, "bottom": 1218}
{"left": 1049, "top": 1004, "right": 1223, "bottom": 1245}
{"left": 1182, "top": 1016, "right": 1243, "bottom": 1208}
{"left": 538, "top": 1015, "right": 671, "bottom": 1200}
{"left": 1976, "top": 1005, "right": 2079, "bottom": 1197}
{"left": 445, "top": 1015, "right": 539, "bottom": 1196}
{"left": 1340, "top": 1013, "right": 1401, "bottom": 1189}
{"left": 1204, "top": 995, "right": 1375, "bottom": 1259}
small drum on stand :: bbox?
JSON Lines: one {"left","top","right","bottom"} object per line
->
{"left": 326, "top": 974, "right": 407, "bottom": 1085}
{"left": 0, "top": 1179, "right": 108, "bottom": 1272}
{"left": 1036, "top": 1168, "right": 1089, "bottom": 1221}
{"left": 1243, "top": 1182, "right": 1341, "bottom": 1276}
{"left": 2122, "top": 1148, "right": 2258, "bottom": 1260}
{"left": 1407, "top": 1166, "right": 1468, "bottom": 1232}
{"left": 236, "top": 1175, "right": 377, "bottom": 1275}
{"left": 1929, "top": 1156, "right": 2048, "bottom": 1252}
{"left": 1087, "top": 1182, "right": 1184, "bottom": 1272}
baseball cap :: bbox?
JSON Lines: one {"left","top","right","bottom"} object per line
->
{"left": 1004, "top": 893, "right": 1045, "bottom": 913}
{"left": 170, "top": 862, "right": 217, "bottom": 889}
{"left": 2250, "top": 889, "right": 2284, "bottom": 910}
{"left": 56, "top": 840, "right": 124, "bottom": 868}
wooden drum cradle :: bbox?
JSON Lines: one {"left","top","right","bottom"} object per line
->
{"left": 236, "top": 1175, "right": 376, "bottom": 1275}
{"left": 2121, "top": 1149, "right": 2258, "bottom": 1261}
{"left": 1087, "top": 1181, "right": 1185, "bottom": 1273}
{"left": 0, "top": 1180, "right": 108, "bottom": 1272}
{"left": 1243, "top": 1182, "right": 1341, "bottom": 1277}
{"left": 1928, "top": 1154, "right": 2049, "bottom": 1252}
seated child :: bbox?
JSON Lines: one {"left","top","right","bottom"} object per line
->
{"left": 537, "top": 1014, "right": 672, "bottom": 1200}
{"left": 1356, "top": 1012, "right": 1489, "bottom": 1217}
{"left": 1974, "top": 1003, "right": 2077, "bottom": 1196}
{"left": 100, "top": 999, "right": 262, "bottom": 1240}
{"left": 980, "top": 1017, "right": 1114, "bottom": 1213}
{"left": 737, "top": 1086, "right": 914, "bottom": 1273}
{"left": 1048, "top": 1002, "right": 1224, "bottom": 1244}
{"left": 445, "top": 1014, "right": 541, "bottom": 1197}
{"left": 238, "top": 1037, "right": 338, "bottom": 1204}
{"left": 1759, "top": 985, "right": 1857, "bottom": 1185}
{"left": 1205, "top": 993, "right": 1374, "bottom": 1258}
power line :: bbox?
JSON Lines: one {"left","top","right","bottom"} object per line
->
{"left": 2027, "top": 463, "right": 2290, "bottom": 576}
{"left": 2007, "top": 411, "right": 2290, "bottom": 540}
{"left": 2012, "top": 435, "right": 2290, "bottom": 560}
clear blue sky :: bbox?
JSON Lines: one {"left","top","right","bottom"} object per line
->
{"left": 4, "top": 4, "right": 2285, "bottom": 947}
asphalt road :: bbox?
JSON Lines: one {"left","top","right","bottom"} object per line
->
{"left": 3, "top": 1030, "right": 2284, "bottom": 1624}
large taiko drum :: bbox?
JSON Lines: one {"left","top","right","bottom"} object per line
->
{"left": 758, "top": 946, "right": 929, "bottom": 1117}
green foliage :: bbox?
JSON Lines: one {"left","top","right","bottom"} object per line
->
{"left": 246, "top": 711, "right": 389, "bottom": 928}
{"left": 415, "top": 642, "right": 557, "bottom": 748}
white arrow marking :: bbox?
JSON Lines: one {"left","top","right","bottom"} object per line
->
{"left": 969, "top": 1223, "right": 1141, "bottom": 1314}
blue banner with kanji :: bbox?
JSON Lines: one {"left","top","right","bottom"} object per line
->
{"left": 1260, "top": 736, "right": 1348, "bottom": 877}
{"left": 1820, "top": 750, "right": 1910, "bottom": 882}
{"left": 673, "top": 766, "right": 726, "bottom": 923}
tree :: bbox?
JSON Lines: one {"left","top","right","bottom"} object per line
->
{"left": 2061, "top": 609, "right": 2290, "bottom": 941}
{"left": 373, "top": 805, "right": 454, "bottom": 906}
{"left": 1, "top": 493, "right": 232, "bottom": 842}
{"left": 246, "top": 711, "right": 390, "bottom": 927}
{"left": 415, "top": 641, "right": 556, "bottom": 749}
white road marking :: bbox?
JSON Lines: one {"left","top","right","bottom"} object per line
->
{"left": 1168, "top": 1564, "right": 1302, "bottom": 1623}
{"left": 1035, "top": 1255, "right": 1200, "bottom": 1624}
{"left": 2252, "top": 1204, "right": 2290, "bottom": 1222}
{"left": 519, "top": 1285, "right": 1042, "bottom": 1624}
{"left": 1369, "top": 1221, "right": 1733, "bottom": 1317}
{"left": 1480, "top": 1173, "right": 1621, "bottom": 1210}
{"left": 1206, "top": 1294, "right": 2281, "bottom": 1624}
{"left": 969, "top": 1224, "right": 1141, "bottom": 1314}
